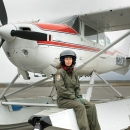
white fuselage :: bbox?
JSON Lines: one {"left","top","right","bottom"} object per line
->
{"left": 2, "top": 22, "right": 129, "bottom": 76}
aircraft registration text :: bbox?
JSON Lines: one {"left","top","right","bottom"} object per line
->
{"left": 116, "top": 55, "right": 125, "bottom": 66}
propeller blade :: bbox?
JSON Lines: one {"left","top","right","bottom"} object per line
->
{"left": 0, "top": 39, "right": 4, "bottom": 48}
{"left": 11, "top": 30, "right": 48, "bottom": 41}
{"left": 0, "top": 0, "right": 8, "bottom": 25}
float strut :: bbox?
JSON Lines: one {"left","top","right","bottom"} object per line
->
{"left": 0, "top": 74, "right": 19, "bottom": 99}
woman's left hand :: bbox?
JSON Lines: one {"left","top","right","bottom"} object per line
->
{"left": 78, "top": 98, "right": 85, "bottom": 105}
{"left": 74, "top": 98, "right": 85, "bottom": 105}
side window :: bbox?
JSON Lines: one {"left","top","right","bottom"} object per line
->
{"left": 98, "top": 33, "right": 106, "bottom": 46}
{"left": 84, "top": 25, "right": 97, "bottom": 43}
{"left": 106, "top": 37, "right": 111, "bottom": 46}
{"left": 72, "top": 18, "right": 80, "bottom": 34}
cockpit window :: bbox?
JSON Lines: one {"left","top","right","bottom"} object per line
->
{"left": 61, "top": 16, "right": 80, "bottom": 34}
{"left": 84, "top": 25, "right": 97, "bottom": 43}
{"left": 106, "top": 37, "right": 111, "bottom": 46}
{"left": 72, "top": 18, "right": 80, "bottom": 34}
{"left": 98, "top": 33, "right": 105, "bottom": 46}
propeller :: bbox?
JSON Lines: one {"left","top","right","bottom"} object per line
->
{"left": 0, "top": 0, "right": 7, "bottom": 47}
{"left": 11, "top": 30, "right": 47, "bottom": 41}
{"left": 0, "top": 0, "right": 47, "bottom": 47}
{"left": 0, "top": 0, "right": 8, "bottom": 25}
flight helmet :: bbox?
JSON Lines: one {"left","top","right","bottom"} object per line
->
{"left": 60, "top": 50, "right": 76, "bottom": 66}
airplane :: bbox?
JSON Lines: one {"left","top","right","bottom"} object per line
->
{"left": 0, "top": 0, "right": 130, "bottom": 130}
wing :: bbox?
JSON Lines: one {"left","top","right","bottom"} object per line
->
{"left": 79, "top": 8, "right": 130, "bottom": 32}
{"left": 3, "top": 0, "right": 130, "bottom": 28}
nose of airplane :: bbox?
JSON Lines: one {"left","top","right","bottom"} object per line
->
{"left": 0, "top": 24, "right": 16, "bottom": 42}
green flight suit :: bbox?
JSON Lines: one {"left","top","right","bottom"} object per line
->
{"left": 54, "top": 68, "right": 101, "bottom": 130}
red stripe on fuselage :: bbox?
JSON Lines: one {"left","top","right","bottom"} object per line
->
{"left": 37, "top": 41, "right": 100, "bottom": 52}
{"left": 34, "top": 23, "right": 77, "bottom": 34}
{"left": 37, "top": 41, "right": 127, "bottom": 56}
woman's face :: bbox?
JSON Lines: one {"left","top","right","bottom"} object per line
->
{"left": 64, "top": 57, "right": 72, "bottom": 66}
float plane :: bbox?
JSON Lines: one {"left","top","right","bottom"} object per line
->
{"left": 0, "top": 0, "right": 130, "bottom": 130}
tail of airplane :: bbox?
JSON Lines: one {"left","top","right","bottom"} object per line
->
{"left": 113, "top": 30, "right": 130, "bottom": 56}
{"left": 112, "top": 30, "right": 130, "bottom": 75}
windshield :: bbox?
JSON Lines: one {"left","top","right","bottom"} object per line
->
{"left": 61, "top": 16, "right": 80, "bottom": 34}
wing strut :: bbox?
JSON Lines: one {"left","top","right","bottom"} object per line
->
{"left": 85, "top": 71, "right": 123, "bottom": 101}
{"left": 86, "top": 71, "right": 96, "bottom": 101}
{"left": 75, "top": 31, "right": 130, "bottom": 71}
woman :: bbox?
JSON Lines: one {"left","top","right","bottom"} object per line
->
{"left": 54, "top": 50, "right": 101, "bottom": 130}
